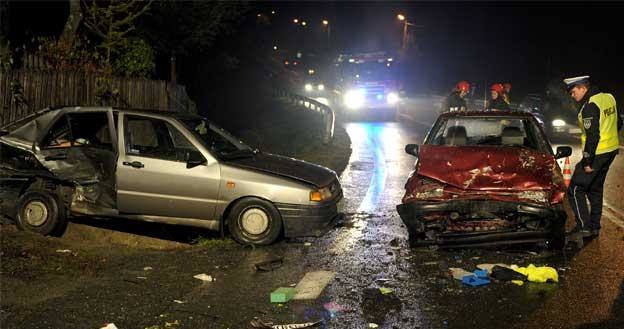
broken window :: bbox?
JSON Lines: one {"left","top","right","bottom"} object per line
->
{"left": 42, "top": 112, "right": 112, "bottom": 150}
{"left": 125, "top": 115, "right": 200, "bottom": 163}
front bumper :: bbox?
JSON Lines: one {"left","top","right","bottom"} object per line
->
{"left": 276, "top": 191, "right": 343, "bottom": 238}
{"left": 396, "top": 200, "right": 566, "bottom": 246}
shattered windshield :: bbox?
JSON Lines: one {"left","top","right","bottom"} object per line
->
{"left": 181, "top": 118, "right": 253, "bottom": 160}
{"left": 427, "top": 117, "right": 547, "bottom": 151}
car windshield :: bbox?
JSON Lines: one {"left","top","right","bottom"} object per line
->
{"left": 180, "top": 118, "right": 254, "bottom": 160}
{"left": 427, "top": 116, "right": 548, "bottom": 152}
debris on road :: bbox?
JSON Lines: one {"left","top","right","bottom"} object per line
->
{"left": 144, "top": 266, "right": 153, "bottom": 271}
{"left": 55, "top": 249, "right": 72, "bottom": 253}
{"left": 193, "top": 274, "right": 214, "bottom": 282}
{"left": 173, "top": 300, "right": 186, "bottom": 304}
{"left": 379, "top": 287, "right": 394, "bottom": 295}
{"left": 510, "top": 264, "right": 558, "bottom": 283}
{"left": 490, "top": 265, "right": 527, "bottom": 282}
{"left": 100, "top": 324, "right": 118, "bottom": 329}
{"left": 250, "top": 318, "right": 321, "bottom": 329}
{"left": 461, "top": 273, "right": 490, "bottom": 287}
{"left": 449, "top": 267, "right": 472, "bottom": 280}
{"left": 270, "top": 287, "right": 296, "bottom": 303}
{"left": 323, "top": 301, "right": 352, "bottom": 315}
{"left": 368, "top": 323, "right": 379, "bottom": 328}
{"left": 255, "top": 257, "right": 284, "bottom": 271}
{"left": 304, "top": 242, "right": 312, "bottom": 247}
{"left": 476, "top": 263, "right": 511, "bottom": 274}
{"left": 293, "top": 271, "right": 336, "bottom": 300}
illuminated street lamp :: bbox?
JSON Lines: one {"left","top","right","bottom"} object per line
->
{"left": 397, "top": 14, "right": 419, "bottom": 53}
{"left": 293, "top": 18, "right": 299, "bottom": 24}
{"left": 322, "top": 19, "right": 331, "bottom": 48}
{"left": 273, "top": 45, "right": 278, "bottom": 51}
{"left": 301, "top": 21, "right": 307, "bottom": 26}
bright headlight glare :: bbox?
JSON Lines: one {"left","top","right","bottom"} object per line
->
{"left": 344, "top": 89, "right": 365, "bottom": 109}
{"left": 305, "top": 83, "right": 313, "bottom": 92}
{"left": 387, "top": 92, "right": 399, "bottom": 105}
{"left": 317, "top": 84, "right": 325, "bottom": 91}
{"left": 552, "top": 119, "right": 566, "bottom": 127}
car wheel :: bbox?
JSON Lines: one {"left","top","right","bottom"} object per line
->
{"left": 227, "top": 197, "right": 282, "bottom": 245}
{"left": 16, "top": 190, "right": 67, "bottom": 236}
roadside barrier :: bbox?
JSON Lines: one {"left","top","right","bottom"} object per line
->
{"left": 274, "top": 89, "right": 335, "bottom": 145}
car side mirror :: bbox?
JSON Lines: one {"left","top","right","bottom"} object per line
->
{"left": 186, "top": 150, "right": 207, "bottom": 169}
{"left": 555, "top": 146, "right": 572, "bottom": 159}
{"left": 405, "top": 144, "right": 419, "bottom": 157}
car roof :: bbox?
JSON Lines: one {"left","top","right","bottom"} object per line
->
{"left": 438, "top": 110, "right": 535, "bottom": 119}
{"left": 0, "top": 106, "right": 202, "bottom": 145}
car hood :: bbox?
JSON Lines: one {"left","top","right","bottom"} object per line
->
{"left": 224, "top": 152, "right": 337, "bottom": 188}
{"left": 417, "top": 145, "right": 557, "bottom": 191}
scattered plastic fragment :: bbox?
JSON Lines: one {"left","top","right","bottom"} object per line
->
{"left": 193, "top": 274, "right": 214, "bottom": 282}
{"left": 449, "top": 268, "right": 472, "bottom": 280}
{"left": 173, "top": 300, "right": 186, "bottom": 304}
{"left": 100, "top": 324, "right": 118, "bottom": 329}
{"left": 144, "top": 266, "right": 153, "bottom": 271}
{"left": 422, "top": 261, "right": 438, "bottom": 266}
{"left": 490, "top": 266, "right": 527, "bottom": 282}
{"left": 136, "top": 276, "right": 148, "bottom": 280}
{"left": 304, "top": 242, "right": 312, "bottom": 246}
{"left": 255, "top": 257, "right": 284, "bottom": 271}
{"left": 271, "top": 287, "right": 296, "bottom": 303}
{"left": 165, "top": 320, "right": 180, "bottom": 327}
{"left": 473, "top": 269, "right": 488, "bottom": 279}
{"left": 56, "top": 249, "right": 72, "bottom": 253}
{"left": 461, "top": 275, "right": 490, "bottom": 286}
{"left": 368, "top": 323, "right": 379, "bottom": 328}
{"left": 250, "top": 318, "right": 321, "bottom": 329}
{"left": 293, "top": 271, "right": 336, "bottom": 300}
{"left": 476, "top": 263, "right": 511, "bottom": 274}
{"left": 512, "top": 280, "right": 524, "bottom": 286}
{"left": 379, "top": 287, "right": 394, "bottom": 295}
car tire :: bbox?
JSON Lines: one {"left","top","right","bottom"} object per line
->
{"left": 227, "top": 197, "right": 282, "bottom": 245}
{"left": 15, "top": 189, "right": 67, "bottom": 237}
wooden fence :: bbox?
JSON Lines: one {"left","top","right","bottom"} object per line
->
{"left": 0, "top": 69, "right": 196, "bottom": 126}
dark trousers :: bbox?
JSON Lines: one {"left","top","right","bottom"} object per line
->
{"left": 567, "top": 151, "right": 617, "bottom": 230}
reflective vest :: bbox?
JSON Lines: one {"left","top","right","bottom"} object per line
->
{"left": 578, "top": 93, "right": 619, "bottom": 155}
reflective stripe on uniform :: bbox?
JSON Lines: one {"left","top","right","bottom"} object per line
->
{"left": 578, "top": 93, "right": 620, "bottom": 155}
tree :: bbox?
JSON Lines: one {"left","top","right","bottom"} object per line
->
{"left": 82, "top": 0, "right": 152, "bottom": 67}
{"left": 60, "top": 0, "right": 83, "bottom": 47}
{"left": 138, "top": 1, "right": 247, "bottom": 82}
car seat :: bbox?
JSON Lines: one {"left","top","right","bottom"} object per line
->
{"left": 446, "top": 126, "right": 467, "bottom": 146}
{"left": 501, "top": 126, "right": 524, "bottom": 146}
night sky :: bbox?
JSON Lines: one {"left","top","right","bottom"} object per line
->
{"left": 5, "top": 1, "right": 624, "bottom": 99}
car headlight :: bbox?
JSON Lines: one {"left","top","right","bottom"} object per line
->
{"left": 310, "top": 187, "right": 332, "bottom": 201}
{"left": 387, "top": 92, "right": 399, "bottom": 105}
{"left": 552, "top": 119, "right": 566, "bottom": 127}
{"left": 317, "top": 84, "right": 325, "bottom": 91}
{"left": 344, "top": 89, "right": 365, "bottom": 109}
{"left": 305, "top": 83, "right": 313, "bottom": 92}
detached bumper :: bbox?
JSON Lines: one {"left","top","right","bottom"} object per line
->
{"left": 396, "top": 200, "right": 566, "bottom": 246}
{"left": 277, "top": 192, "right": 343, "bottom": 238}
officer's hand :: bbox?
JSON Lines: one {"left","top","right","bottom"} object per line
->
{"left": 584, "top": 166, "right": 593, "bottom": 174}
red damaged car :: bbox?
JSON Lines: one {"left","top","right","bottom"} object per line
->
{"left": 396, "top": 111, "right": 572, "bottom": 248}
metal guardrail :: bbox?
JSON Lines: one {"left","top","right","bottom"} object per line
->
{"left": 274, "top": 89, "right": 335, "bottom": 145}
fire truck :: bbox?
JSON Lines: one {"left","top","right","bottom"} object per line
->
{"left": 332, "top": 51, "right": 402, "bottom": 118}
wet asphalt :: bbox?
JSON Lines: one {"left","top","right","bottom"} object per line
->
{"left": 2, "top": 98, "right": 624, "bottom": 329}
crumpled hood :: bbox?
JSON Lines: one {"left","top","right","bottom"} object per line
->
{"left": 417, "top": 145, "right": 556, "bottom": 191}
{"left": 224, "top": 152, "right": 337, "bottom": 188}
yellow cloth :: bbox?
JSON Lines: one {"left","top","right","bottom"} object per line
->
{"left": 510, "top": 264, "right": 558, "bottom": 283}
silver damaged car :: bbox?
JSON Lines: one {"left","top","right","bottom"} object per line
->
{"left": 0, "top": 107, "right": 343, "bottom": 245}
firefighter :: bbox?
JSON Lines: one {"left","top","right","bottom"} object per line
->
{"left": 486, "top": 83, "right": 510, "bottom": 111}
{"left": 441, "top": 81, "right": 470, "bottom": 113}
{"left": 502, "top": 82, "right": 512, "bottom": 105}
{"left": 565, "top": 75, "right": 623, "bottom": 237}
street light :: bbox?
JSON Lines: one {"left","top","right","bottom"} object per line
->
{"left": 293, "top": 18, "right": 299, "bottom": 24}
{"left": 397, "top": 14, "right": 405, "bottom": 21}
{"left": 301, "top": 21, "right": 307, "bottom": 26}
{"left": 397, "top": 14, "right": 419, "bottom": 53}
{"left": 322, "top": 19, "right": 331, "bottom": 48}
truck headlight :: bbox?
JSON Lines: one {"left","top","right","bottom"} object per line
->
{"left": 317, "top": 84, "right": 325, "bottom": 91}
{"left": 552, "top": 119, "right": 566, "bottom": 127}
{"left": 344, "top": 89, "right": 365, "bottom": 109}
{"left": 305, "top": 83, "right": 313, "bottom": 92}
{"left": 387, "top": 92, "right": 399, "bottom": 105}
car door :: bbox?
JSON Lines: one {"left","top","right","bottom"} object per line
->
{"left": 116, "top": 113, "right": 221, "bottom": 220}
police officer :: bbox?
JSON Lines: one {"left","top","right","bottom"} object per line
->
{"left": 565, "top": 75, "right": 623, "bottom": 237}
{"left": 440, "top": 81, "right": 471, "bottom": 113}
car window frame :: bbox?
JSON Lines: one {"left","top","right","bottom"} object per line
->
{"left": 39, "top": 110, "right": 116, "bottom": 152}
